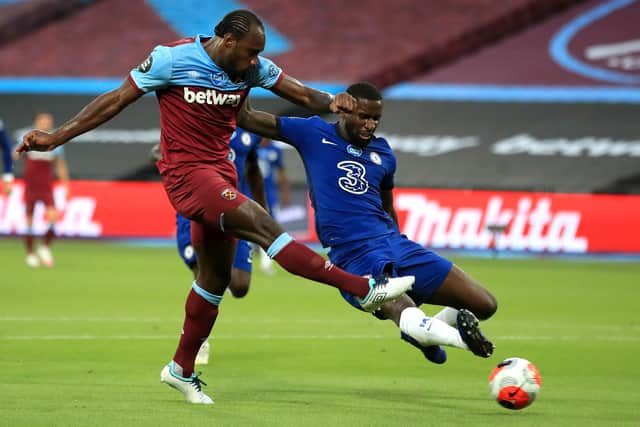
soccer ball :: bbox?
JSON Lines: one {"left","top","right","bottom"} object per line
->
{"left": 489, "top": 357, "right": 541, "bottom": 410}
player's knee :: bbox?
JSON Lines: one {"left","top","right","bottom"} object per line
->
{"left": 228, "top": 269, "right": 251, "bottom": 298}
{"left": 228, "top": 281, "right": 249, "bottom": 298}
{"left": 253, "top": 210, "right": 281, "bottom": 239}
{"left": 476, "top": 293, "right": 498, "bottom": 320}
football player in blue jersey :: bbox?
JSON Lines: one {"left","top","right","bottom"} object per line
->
{"left": 0, "top": 118, "right": 14, "bottom": 196}
{"left": 256, "top": 139, "right": 290, "bottom": 274}
{"left": 240, "top": 82, "right": 498, "bottom": 363}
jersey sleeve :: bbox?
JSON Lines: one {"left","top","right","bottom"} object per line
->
{"left": 0, "top": 119, "right": 13, "bottom": 175}
{"left": 277, "top": 116, "right": 317, "bottom": 150}
{"left": 247, "top": 56, "right": 283, "bottom": 89}
{"left": 128, "top": 45, "right": 173, "bottom": 93}
{"left": 53, "top": 145, "right": 65, "bottom": 159}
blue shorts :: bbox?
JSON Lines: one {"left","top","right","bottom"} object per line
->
{"left": 175, "top": 212, "right": 253, "bottom": 273}
{"left": 328, "top": 233, "right": 453, "bottom": 310}
{"left": 176, "top": 213, "right": 196, "bottom": 269}
{"left": 232, "top": 240, "right": 253, "bottom": 273}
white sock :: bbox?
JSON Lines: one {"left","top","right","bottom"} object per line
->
{"left": 259, "top": 247, "right": 273, "bottom": 270}
{"left": 434, "top": 307, "right": 459, "bottom": 326}
{"left": 399, "top": 307, "right": 468, "bottom": 350}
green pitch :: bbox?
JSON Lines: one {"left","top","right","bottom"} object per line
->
{"left": 0, "top": 239, "right": 639, "bottom": 427}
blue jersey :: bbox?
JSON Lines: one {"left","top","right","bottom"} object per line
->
{"left": 257, "top": 142, "right": 284, "bottom": 212}
{"left": 278, "top": 116, "right": 397, "bottom": 247}
{"left": 0, "top": 118, "right": 13, "bottom": 176}
{"left": 228, "top": 128, "right": 261, "bottom": 195}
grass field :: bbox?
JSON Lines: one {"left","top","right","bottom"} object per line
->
{"left": 1, "top": 238, "right": 639, "bottom": 427}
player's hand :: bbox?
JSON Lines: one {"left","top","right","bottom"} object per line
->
{"left": 15, "top": 130, "right": 58, "bottom": 155}
{"left": 330, "top": 92, "right": 356, "bottom": 114}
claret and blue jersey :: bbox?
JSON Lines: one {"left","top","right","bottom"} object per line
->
{"left": 277, "top": 116, "right": 398, "bottom": 248}
{"left": 128, "top": 35, "right": 282, "bottom": 173}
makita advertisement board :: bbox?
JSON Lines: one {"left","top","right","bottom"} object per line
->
{"left": 1, "top": 182, "right": 639, "bottom": 254}
{"left": 1, "top": 94, "right": 639, "bottom": 194}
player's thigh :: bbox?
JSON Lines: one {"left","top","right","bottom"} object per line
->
{"left": 394, "top": 243, "right": 453, "bottom": 306}
{"left": 191, "top": 220, "right": 236, "bottom": 295}
{"left": 426, "top": 264, "right": 497, "bottom": 320}
{"left": 222, "top": 199, "right": 285, "bottom": 249}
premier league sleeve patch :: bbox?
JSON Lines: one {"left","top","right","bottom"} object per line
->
{"left": 137, "top": 55, "right": 153, "bottom": 73}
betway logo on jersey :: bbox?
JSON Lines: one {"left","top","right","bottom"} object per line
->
{"left": 395, "top": 193, "right": 588, "bottom": 253}
{"left": 183, "top": 87, "right": 241, "bottom": 106}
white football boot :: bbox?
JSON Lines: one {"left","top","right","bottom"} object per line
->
{"left": 37, "top": 246, "right": 54, "bottom": 268}
{"left": 26, "top": 253, "right": 40, "bottom": 268}
{"left": 160, "top": 362, "right": 214, "bottom": 404}
{"left": 358, "top": 275, "right": 415, "bottom": 312}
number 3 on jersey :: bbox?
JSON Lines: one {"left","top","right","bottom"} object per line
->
{"left": 337, "top": 161, "right": 369, "bottom": 194}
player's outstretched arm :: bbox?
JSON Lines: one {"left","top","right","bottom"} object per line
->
{"left": 270, "top": 74, "right": 355, "bottom": 114}
{"left": 237, "top": 100, "right": 281, "bottom": 140}
{"left": 16, "top": 79, "right": 142, "bottom": 155}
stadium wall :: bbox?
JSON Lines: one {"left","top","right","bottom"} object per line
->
{"left": 2, "top": 95, "right": 638, "bottom": 194}
{"left": 1, "top": 181, "right": 639, "bottom": 255}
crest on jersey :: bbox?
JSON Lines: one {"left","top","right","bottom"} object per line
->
{"left": 227, "top": 148, "right": 236, "bottom": 162}
{"left": 268, "top": 64, "right": 279, "bottom": 78}
{"left": 183, "top": 245, "right": 195, "bottom": 261}
{"left": 221, "top": 188, "right": 237, "bottom": 200}
{"left": 370, "top": 152, "right": 382, "bottom": 165}
{"left": 137, "top": 55, "right": 153, "bottom": 73}
{"left": 347, "top": 145, "right": 363, "bottom": 157}
{"left": 241, "top": 132, "right": 252, "bottom": 146}
{"left": 212, "top": 72, "right": 226, "bottom": 85}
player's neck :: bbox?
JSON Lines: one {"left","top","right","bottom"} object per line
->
{"left": 202, "top": 37, "right": 225, "bottom": 67}
{"left": 336, "top": 121, "right": 350, "bottom": 142}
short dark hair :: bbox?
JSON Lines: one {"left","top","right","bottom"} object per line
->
{"left": 214, "top": 10, "right": 263, "bottom": 40}
{"left": 346, "top": 82, "right": 382, "bottom": 101}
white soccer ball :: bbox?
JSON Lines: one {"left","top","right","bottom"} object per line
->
{"left": 489, "top": 357, "right": 541, "bottom": 410}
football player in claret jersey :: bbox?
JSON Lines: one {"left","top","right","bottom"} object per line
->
{"left": 240, "top": 82, "right": 498, "bottom": 364}
{"left": 16, "top": 10, "right": 415, "bottom": 404}
{"left": 14, "top": 113, "right": 69, "bottom": 268}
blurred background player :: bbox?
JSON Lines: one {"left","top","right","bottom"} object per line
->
{"left": 13, "top": 113, "right": 69, "bottom": 267}
{"left": 0, "top": 117, "right": 14, "bottom": 196}
{"left": 153, "top": 127, "right": 268, "bottom": 365}
{"left": 256, "top": 138, "right": 290, "bottom": 275}
{"left": 241, "top": 82, "right": 497, "bottom": 361}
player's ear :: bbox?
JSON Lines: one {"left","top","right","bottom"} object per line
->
{"left": 223, "top": 33, "right": 237, "bottom": 48}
